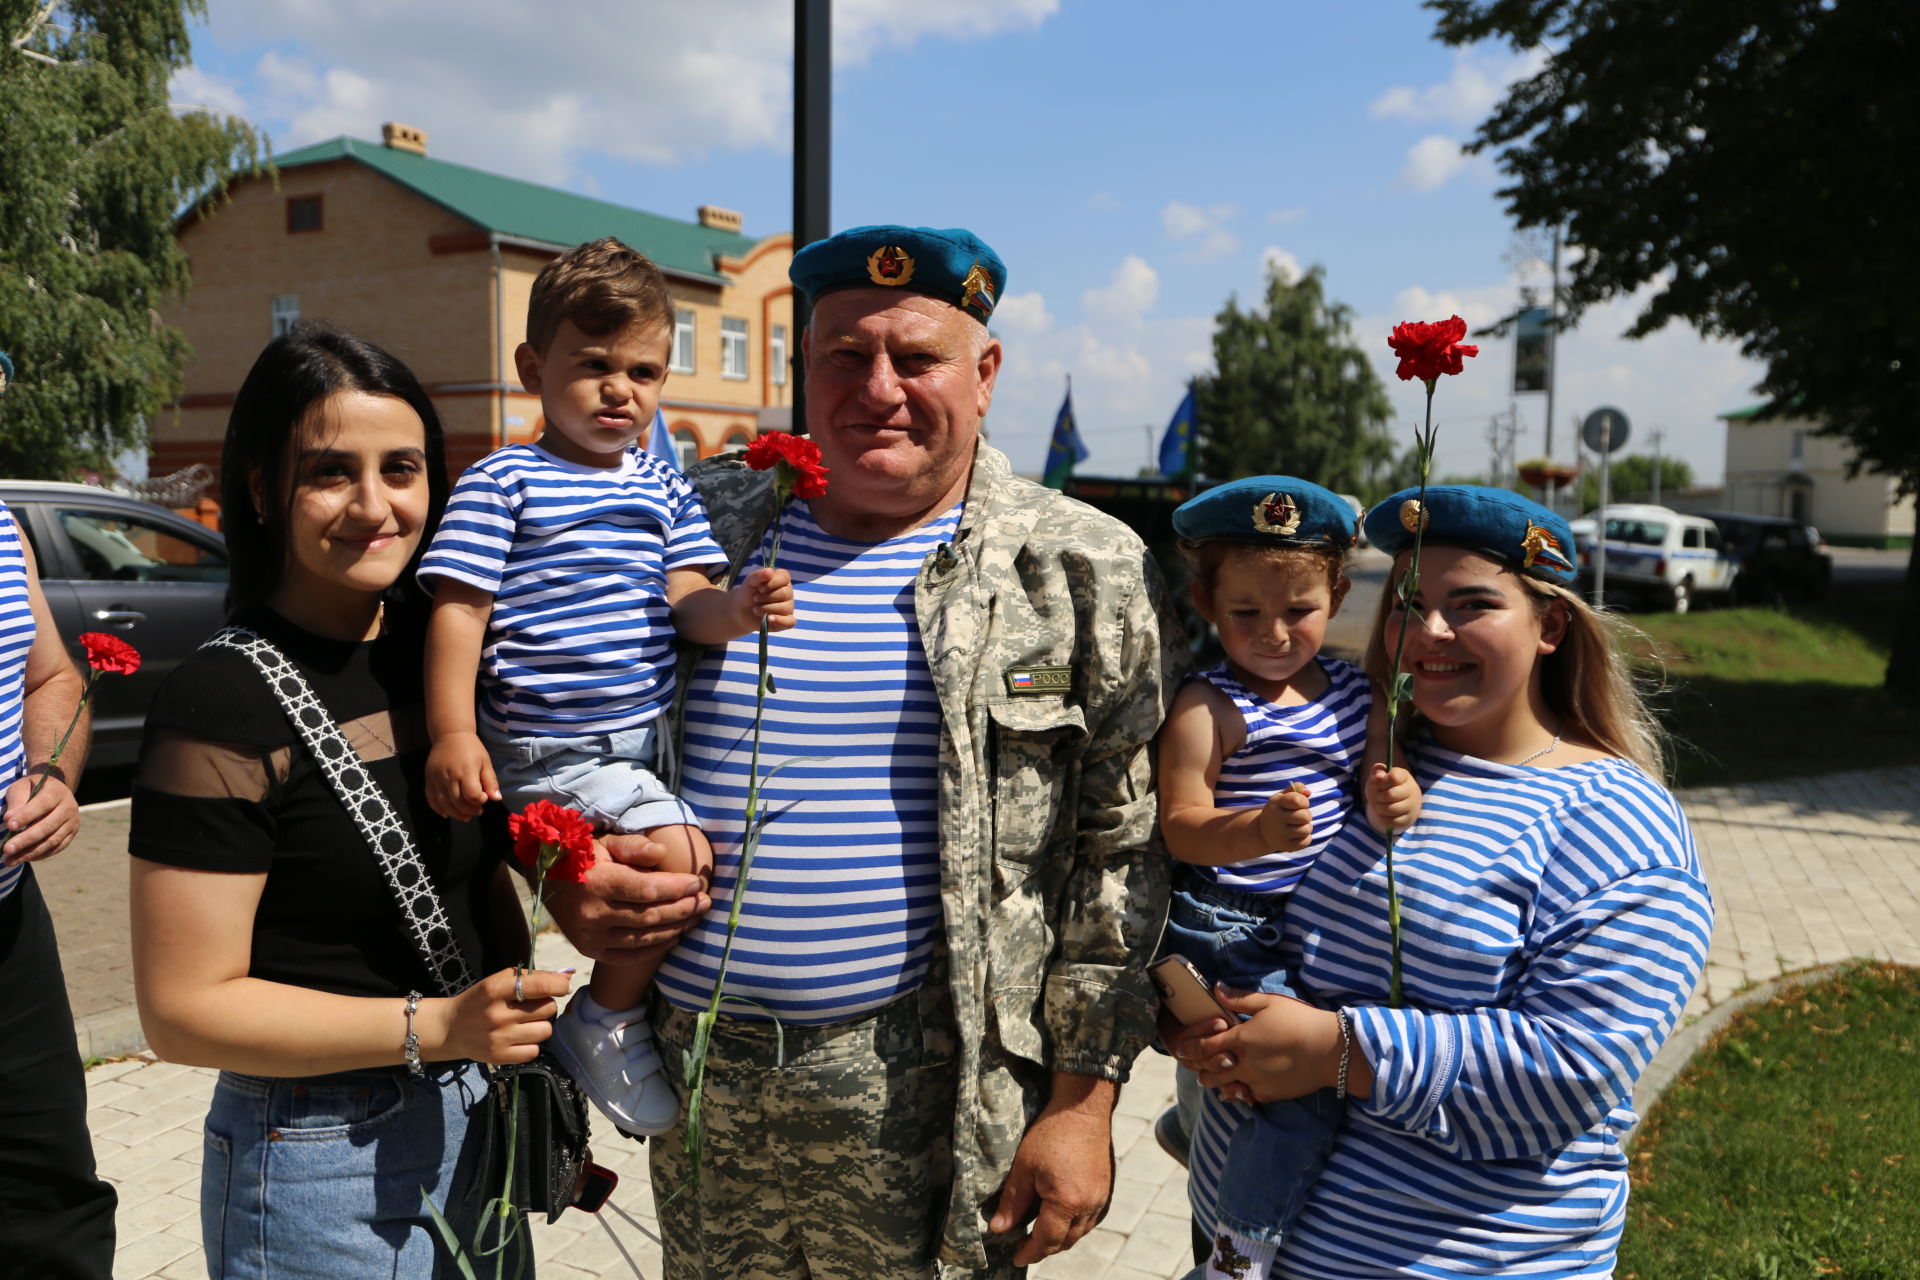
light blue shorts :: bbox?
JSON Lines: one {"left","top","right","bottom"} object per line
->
{"left": 484, "top": 722, "right": 696, "bottom": 835}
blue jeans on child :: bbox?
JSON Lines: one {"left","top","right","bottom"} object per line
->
{"left": 486, "top": 721, "right": 695, "bottom": 833}
{"left": 1161, "top": 867, "right": 1343, "bottom": 1245}
{"left": 200, "top": 1060, "right": 515, "bottom": 1279}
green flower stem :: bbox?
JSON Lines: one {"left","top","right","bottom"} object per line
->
{"left": 682, "top": 472, "right": 793, "bottom": 1174}
{"left": 28, "top": 668, "right": 98, "bottom": 801}
{"left": 1380, "top": 378, "right": 1441, "bottom": 1008}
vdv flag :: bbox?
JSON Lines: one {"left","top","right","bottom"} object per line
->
{"left": 646, "top": 408, "right": 680, "bottom": 470}
{"left": 1041, "top": 388, "right": 1088, "bottom": 490}
{"left": 1158, "top": 385, "right": 1195, "bottom": 477}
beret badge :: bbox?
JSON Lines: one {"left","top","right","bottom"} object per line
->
{"left": 865, "top": 245, "right": 916, "bottom": 287}
{"left": 1251, "top": 492, "right": 1303, "bottom": 537}
{"left": 1521, "top": 521, "right": 1573, "bottom": 574}
{"left": 1399, "top": 498, "right": 1430, "bottom": 534}
{"left": 960, "top": 261, "right": 996, "bottom": 319}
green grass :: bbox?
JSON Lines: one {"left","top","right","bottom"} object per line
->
{"left": 1627, "top": 587, "right": 1919, "bottom": 787}
{"left": 1619, "top": 963, "right": 1920, "bottom": 1280}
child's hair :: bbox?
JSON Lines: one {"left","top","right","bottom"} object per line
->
{"left": 1180, "top": 538, "right": 1346, "bottom": 596}
{"left": 220, "top": 321, "right": 449, "bottom": 616}
{"left": 525, "top": 237, "right": 673, "bottom": 353}
{"left": 1361, "top": 553, "right": 1668, "bottom": 779}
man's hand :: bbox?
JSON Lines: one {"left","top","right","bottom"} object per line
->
{"left": 539, "top": 832, "right": 711, "bottom": 957}
{"left": 2, "top": 771, "right": 80, "bottom": 867}
{"left": 988, "top": 1074, "right": 1116, "bottom": 1266}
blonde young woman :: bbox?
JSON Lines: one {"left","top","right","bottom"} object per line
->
{"left": 1171, "top": 486, "right": 1714, "bottom": 1279}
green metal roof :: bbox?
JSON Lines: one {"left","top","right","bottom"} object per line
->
{"left": 1721, "top": 401, "right": 1772, "bottom": 420}
{"left": 271, "top": 136, "right": 762, "bottom": 282}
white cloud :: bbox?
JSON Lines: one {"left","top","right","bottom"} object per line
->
{"left": 992, "top": 291, "right": 1052, "bottom": 334}
{"left": 1370, "top": 48, "right": 1548, "bottom": 126}
{"left": 169, "top": 64, "right": 250, "bottom": 117}
{"left": 1161, "top": 200, "right": 1239, "bottom": 260}
{"left": 1082, "top": 256, "right": 1160, "bottom": 327}
{"left": 1260, "top": 247, "right": 1302, "bottom": 285}
{"left": 1401, "top": 134, "right": 1470, "bottom": 192}
{"left": 187, "top": 0, "right": 1055, "bottom": 187}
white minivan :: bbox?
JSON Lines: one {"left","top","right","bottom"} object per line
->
{"left": 1587, "top": 504, "right": 1737, "bottom": 612}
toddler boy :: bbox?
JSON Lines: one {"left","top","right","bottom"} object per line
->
{"left": 418, "top": 237, "right": 792, "bottom": 1135}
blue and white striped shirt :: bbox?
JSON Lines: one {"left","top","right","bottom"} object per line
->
{"left": 1195, "top": 657, "right": 1371, "bottom": 893}
{"left": 0, "top": 506, "right": 35, "bottom": 905}
{"left": 655, "top": 501, "right": 962, "bottom": 1024}
{"left": 1190, "top": 744, "right": 1713, "bottom": 1277}
{"left": 417, "top": 444, "right": 724, "bottom": 736}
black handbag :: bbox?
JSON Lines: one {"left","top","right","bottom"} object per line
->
{"left": 478, "top": 1050, "right": 599, "bottom": 1223}
{"left": 205, "top": 626, "right": 604, "bottom": 1221}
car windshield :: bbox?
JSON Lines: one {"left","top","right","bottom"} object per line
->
{"left": 1604, "top": 517, "right": 1667, "bottom": 545}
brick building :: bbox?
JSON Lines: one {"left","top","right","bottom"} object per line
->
{"left": 155, "top": 122, "right": 793, "bottom": 483}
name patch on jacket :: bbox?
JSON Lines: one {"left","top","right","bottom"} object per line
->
{"left": 1003, "top": 665, "right": 1072, "bottom": 695}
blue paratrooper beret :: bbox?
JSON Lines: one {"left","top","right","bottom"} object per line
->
{"left": 1363, "top": 484, "right": 1578, "bottom": 584}
{"left": 789, "top": 225, "right": 1006, "bottom": 325}
{"left": 1173, "top": 476, "right": 1358, "bottom": 549}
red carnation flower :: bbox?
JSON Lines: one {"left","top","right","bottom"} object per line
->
{"left": 78, "top": 632, "right": 141, "bottom": 675}
{"left": 744, "top": 432, "right": 830, "bottom": 499}
{"left": 507, "top": 798, "right": 597, "bottom": 884}
{"left": 1389, "top": 315, "right": 1480, "bottom": 384}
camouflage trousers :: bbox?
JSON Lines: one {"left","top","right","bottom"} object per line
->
{"left": 649, "top": 978, "right": 1018, "bottom": 1279}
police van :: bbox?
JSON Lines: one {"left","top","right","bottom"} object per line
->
{"left": 1588, "top": 504, "right": 1737, "bottom": 613}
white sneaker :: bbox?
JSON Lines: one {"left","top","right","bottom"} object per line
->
{"left": 550, "top": 992, "right": 680, "bottom": 1137}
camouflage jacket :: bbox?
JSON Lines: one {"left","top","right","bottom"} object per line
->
{"left": 675, "top": 441, "right": 1186, "bottom": 1268}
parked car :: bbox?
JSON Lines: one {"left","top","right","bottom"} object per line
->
{"left": 1587, "top": 503, "right": 1737, "bottom": 613}
{"left": 1, "top": 481, "right": 230, "bottom": 768}
{"left": 1704, "top": 511, "right": 1832, "bottom": 604}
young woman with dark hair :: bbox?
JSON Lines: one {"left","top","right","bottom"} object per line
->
{"left": 130, "top": 323, "right": 563, "bottom": 1278}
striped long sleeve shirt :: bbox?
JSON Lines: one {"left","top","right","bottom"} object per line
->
{"left": 0, "top": 507, "right": 34, "bottom": 904}
{"left": 1189, "top": 743, "right": 1714, "bottom": 1277}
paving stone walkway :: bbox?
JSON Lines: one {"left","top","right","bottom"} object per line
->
{"left": 51, "top": 762, "right": 1920, "bottom": 1278}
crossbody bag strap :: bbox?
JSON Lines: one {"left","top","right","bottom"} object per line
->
{"left": 203, "top": 626, "right": 479, "bottom": 996}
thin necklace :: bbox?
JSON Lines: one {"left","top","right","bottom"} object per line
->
{"left": 1514, "top": 730, "right": 1562, "bottom": 767}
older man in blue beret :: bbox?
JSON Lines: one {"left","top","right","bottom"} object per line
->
{"left": 599, "top": 225, "right": 1185, "bottom": 1278}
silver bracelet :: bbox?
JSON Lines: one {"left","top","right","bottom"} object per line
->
{"left": 1334, "top": 1008, "right": 1353, "bottom": 1100}
{"left": 403, "top": 991, "right": 424, "bottom": 1078}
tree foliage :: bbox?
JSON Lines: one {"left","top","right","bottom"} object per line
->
{"left": 1196, "top": 264, "right": 1394, "bottom": 494}
{"left": 1576, "top": 453, "right": 1693, "bottom": 511}
{"left": 0, "top": 1, "right": 263, "bottom": 479}
{"left": 1429, "top": 0, "right": 1920, "bottom": 690}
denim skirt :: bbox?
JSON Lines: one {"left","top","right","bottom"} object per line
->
{"left": 200, "top": 1060, "right": 526, "bottom": 1279}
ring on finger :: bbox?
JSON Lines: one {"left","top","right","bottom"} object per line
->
{"left": 513, "top": 966, "right": 525, "bottom": 1004}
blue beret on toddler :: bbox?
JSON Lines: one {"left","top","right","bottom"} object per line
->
{"left": 1173, "top": 476, "right": 1358, "bottom": 549}
{"left": 789, "top": 225, "right": 1006, "bottom": 325}
{"left": 1363, "top": 485, "right": 1578, "bottom": 584}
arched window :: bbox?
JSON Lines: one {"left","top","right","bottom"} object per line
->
{"left": 672, "top": 428, "right": 701, "bottom": 470}
{"left": 722, "top": 428, "right": 752, "bottom": 452}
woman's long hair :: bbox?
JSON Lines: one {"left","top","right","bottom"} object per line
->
{"left": 1363, "top": 552, "right": 1668, "bottom": 780}
{"left": 219, "top": 321, "right": 449, "bottom": 619}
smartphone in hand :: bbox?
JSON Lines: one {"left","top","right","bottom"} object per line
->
{"left": 1151, "top": 955, "right": 1236, "bottom": 1026}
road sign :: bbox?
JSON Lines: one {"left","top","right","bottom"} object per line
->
{"left": 1582, "top": 406, "right": 1630, "bottom": 455}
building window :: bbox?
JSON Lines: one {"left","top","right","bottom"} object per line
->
{"left": 721, "top": 317, "right": 749, "bottom": 380}
{"left": 672, "top": 427, "right": 700, "bottom": 469}
{"left": 271, "top": 294, "right": 300, "bottom": 337}
{"left": 769, "top": 324, "right": 788, "bottom": 386}
{"left": 286, "top": 194, "right": 324, "bottom": 233}
{"left": 671, "top": 308, "right": 696, "bottom": 374}
{"left": 723, "top": 428, "right": 752, "bottom": 451}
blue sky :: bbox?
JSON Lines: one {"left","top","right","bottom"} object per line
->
{"left": 177, "top": 0, "right": 1764, "bottom": 487}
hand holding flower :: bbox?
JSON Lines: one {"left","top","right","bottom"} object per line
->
{"left": 430, "top": 965, "right": 572, "bottom": 1065}
{"left": 731, "top": 566, "right": 796, "bottom": 634}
